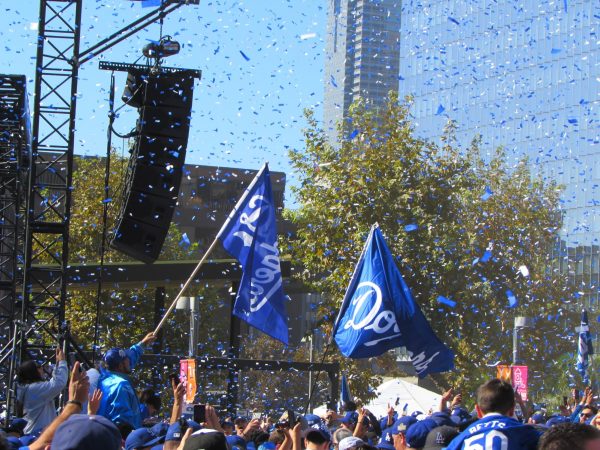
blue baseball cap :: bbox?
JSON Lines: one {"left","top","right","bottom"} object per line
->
{"left": 450, "top": 407, "right": 472, "bottom": 426}
{"left": 125, "top": 422, "right": 169, "bottom": 450}
{"left": 6, "top": 418, "right": 27, "bottom": 435}
{"left": 429, "top": 412, "right": 454, "bottom": 427}
{"left": 52, "top": 415, "right": 121, "bottom": 450}
{"left": 166, "top": 420, "right": 201, "bottom": 443}
{"left": 104, "top": 348, "right": 131, "bottom": 370}
{"left": 258, "top": 442, "right": 277, "bottom": 450}
{"left": 304, "top": 424, "right": 331, "bottom": 443}
{"left": 530, "top": 412, "right": 546, "bottom": 424}
{"left": 304, "top": 414, "right": 322, "bottom": 428}
{"left": 376, "top": 428, "right": 395, "bottom": 450}
{"left": 341, "top": 411, "right": 359, "bottom": 425}
{"left": 5, "top": 436, "right": 22, "bottom": 450}
{"left": 545, "top": 415, "right": 570, "bottom": 427}
{"left": 227, "top": 434, "right": 247, "bottom": 450}
{"left": 391, "top": 416, "right": 417, "bottom": 435}
{"left": 19, "top": 433, "right": 39, "bottom": 446}
{"left": 405, "top": 418, "right": 438, "bottom": 449}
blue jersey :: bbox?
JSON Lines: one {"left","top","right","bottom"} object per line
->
{"left": 446, "top": 414, "right": 540, "bottom": 450}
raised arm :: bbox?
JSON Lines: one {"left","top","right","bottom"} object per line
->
{"left": 170, "top": 381, "right": 185, "bottom": 425}
{"left": 28, "top": 362, "right": 89, "bottom": 450}
{"left": 128, "top": 332, "right": 157, "bottom": 369}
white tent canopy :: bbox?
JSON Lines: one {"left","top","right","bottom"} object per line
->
{"left": 364, "top": 378, "right": 441, "bottom": 419}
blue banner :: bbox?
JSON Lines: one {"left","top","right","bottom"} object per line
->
{"left": 341, "top": 373, "right": 352, "bottom": 404}
{"left": 576, "top": 310, "right": 594, "bottom": 384}
{"left": 218, "top": 163, "right": 288, "bottom": 344}
{"left": 333, "top": 225, "right": 454, "bottom": 377}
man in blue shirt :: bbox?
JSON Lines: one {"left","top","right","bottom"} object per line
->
{"left": 446, "top": 379, "right": 540, "bottom": 450}
{"left": 97, "top": 332, "right": 156, "bottom": 430}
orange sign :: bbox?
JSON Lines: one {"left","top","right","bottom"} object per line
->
{"left": 180, "top": 359, "right": 197, "bottom": 403}
{"left": 496, "top": 365, "right": 511, "bottom": 382}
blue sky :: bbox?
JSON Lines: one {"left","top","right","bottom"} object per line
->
{"left": 2, "top": 0, "right": 326, "bottom": 194}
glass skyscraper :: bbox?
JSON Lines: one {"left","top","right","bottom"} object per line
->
{"left": 398, "top": 0, "right": 599, "bottom": 311}
{"left": 324, "top": 0, "right": 401, "bottom": 142}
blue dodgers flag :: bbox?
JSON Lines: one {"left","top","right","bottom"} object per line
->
{"left": 217, "top": 163, "right": 288, "bottom": 344}
{"left": 333, "top": 225, "right": 454, "bottom": 377}
{"left": 340, "top": 373, "right": 352, "bottom": 404}
{"left": 576, "top": 310, "right": 594, "bottom": 384}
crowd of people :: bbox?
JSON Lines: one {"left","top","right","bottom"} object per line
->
{"left": 2, "top": 332, "right": 599, "bottom": 450}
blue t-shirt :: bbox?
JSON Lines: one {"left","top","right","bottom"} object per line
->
{"left": 446, "top": 414, "right": 540, "bottom": 450}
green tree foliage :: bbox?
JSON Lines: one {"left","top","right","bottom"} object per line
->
{"left": 287, "top": 94, "right": 577, "bottom": 401}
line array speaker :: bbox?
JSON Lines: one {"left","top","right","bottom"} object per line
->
{"left": 111, "top": 71, "right": 194, "bottom": 263}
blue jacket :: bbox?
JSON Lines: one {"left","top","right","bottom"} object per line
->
{"left": 97, "top": 342, "right": 144, "bottom": 428}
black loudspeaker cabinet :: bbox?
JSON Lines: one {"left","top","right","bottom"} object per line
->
{"left": 111, "top": 71, "right": 194, "bottom": 263}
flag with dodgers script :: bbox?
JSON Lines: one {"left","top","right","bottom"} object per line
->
{"left": 576, "top": 310, "right": 594, "bottom": 385}
{"left": 333, "top": 224, "right": 453, "bottom": 377}
{"left": 217, "top": 163, "right": 288, "bottom": 344}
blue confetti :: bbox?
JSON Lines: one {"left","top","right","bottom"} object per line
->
{"left": 551, "top": 48, "right": 562, "bottom": 54}
{"left": 448, "top": 16, "right": 460, "bottom": 25}
{"left": 239, "top": 50, "right": 251, "bottom": 61}
{"left": 348, "top": 129, "right": 359, "bottom": 140}
{"left": 481, "top": 186, "right": 493, "bottom": 201}
{"left": 179, "top": 232, "right": 191, "bottom": 249}
{"left": 404, "top": 224, "right": 418, "bottom": 232}
{"left": 480, "top": 250, "right": 492, "bottom": 263}
{"left": 437, "top": 295, "right": 456, "bottom": 307}
{"left": 102, "top": 198, "right": 112, "bottom": 204}
{"left": 506, "top": 290, "right": 518, "bottom": 308}
{"left": 568, "top": 117, "right": 578, "bottom": 124}
{"left": 330, "top": 75, "right": 338, "bottom": 88}
{"left": 436, "top": 104, "right": 445, "bottom": 115}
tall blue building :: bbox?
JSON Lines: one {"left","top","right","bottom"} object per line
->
{"left": 398, "top": 0, "right": 599, "bottom": 311}
{"left": 324, "top": 0, "right": 401, "bottom": 142}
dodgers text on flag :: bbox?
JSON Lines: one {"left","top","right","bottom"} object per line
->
{"left": 217, "top": 163, "right": 288, "bottom": 344}
{"left": 333, "top": 224, "right": 453, "bottom": 377}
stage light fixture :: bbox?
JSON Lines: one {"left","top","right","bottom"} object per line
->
{"left": 142, "top": 37, "right": 181, "bottom": 59}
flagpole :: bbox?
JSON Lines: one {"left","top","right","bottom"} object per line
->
{"left": 152, "top": 163, "right": 269, "bottom": 335}
{"left": 153, "top": 237, "right": 221, "bottom": 334}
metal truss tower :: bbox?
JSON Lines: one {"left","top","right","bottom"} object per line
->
{"left": 0, "top": 0, "right": 198, "bottom": 418}
{"left": 0, "top": 76, "right": 30, "bottom": 389}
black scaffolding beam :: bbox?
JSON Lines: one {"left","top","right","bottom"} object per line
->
{"left": 3, "top": 0, "right": 200, "bottom": 419}
{"left": 0, "top": 75, "right": 30, "bottom": 394}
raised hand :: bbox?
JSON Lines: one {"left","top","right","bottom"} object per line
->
{"left": 88, "top": 389, "right": 103, "bottom": 415}
{"left": 141, "top": 332, "right": 157, "bottom": 346}
{"left": 69, "top": 362, "right": 90, "bottom": 405}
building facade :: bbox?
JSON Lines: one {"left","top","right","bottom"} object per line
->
{"left": 398, "top": 0, "right": 599, "bottom": 313}
{"left": 324, "top": 0, "right": 402, "bottom": 142}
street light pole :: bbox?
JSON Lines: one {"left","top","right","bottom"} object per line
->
{"left": 308, "top": 334, "right": 314, "bottom": 412}
{"left": 513, "top": 316, "right": 532, "bottom": 365}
